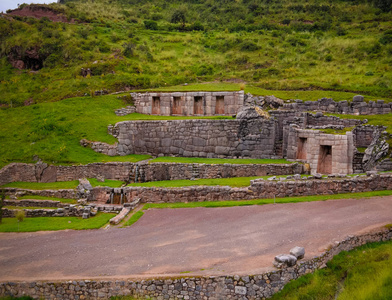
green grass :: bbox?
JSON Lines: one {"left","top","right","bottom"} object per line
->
{"left": 271, "top": 240, "right": 392, "bottom": 300}
{"left": 150, "top": 157, "right": 293, "bottom": 165}
{"left": 142, "top": 190, "right": 392, "bottom": 209}
{"left": 0, "top": 212, "right": 116, "bottom": 232}
{"left": 88, "top": 178, "right": 125, "bottom": 188}
{"left": 1, "top": 181, "right": 79, "bottom": 190}
{"left": 127, "top": 176, "right": 262, "bottom": 188}
{"left": 16, "top": 195, "right": 77, "bottom": 204}
{"left": 123, "top": 211, "right": 144, "bottom": 227}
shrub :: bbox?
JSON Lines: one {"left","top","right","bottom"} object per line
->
{"left": 122, "top": 42, "right": 135, "bottom": 57}
{"left": 379, "top": 30, "right": 392, "bottom": 45}
{"left": 240, "top": 40, "right": 260, "bottom": 51}
{"left": 325, "top": 55, "right": 333, "bottom": 62}
{"left": 144, "top": 20, "right": 158, "bottom": 30}
{"left": 16, "top": 210, "right": 25, "bottom": 222}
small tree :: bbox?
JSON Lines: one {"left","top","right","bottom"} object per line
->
{"left": 170, "top": 8, "right": 187, "bottom": 29}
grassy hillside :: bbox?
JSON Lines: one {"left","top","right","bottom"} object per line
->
{"left": 0, "top": 0, "right": 391, "bottom": 107}
{"left": 271, "top": 239, "right": 392, "bottom": 300}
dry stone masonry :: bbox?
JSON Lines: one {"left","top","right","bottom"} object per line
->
{"left": 133, "top": 91, "right": 244, "bottom": 116}
{"left": 283, "top": 95, "right": 392, "bottom": 115}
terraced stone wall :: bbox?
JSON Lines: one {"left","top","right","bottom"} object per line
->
{"left": 282, "top": 95, "right": 392, "bottom": 115}
{"left": 0, "top": 162, "right": 303, "bottom": 186}
{"left": 91, "top": 174, "right": 392, "bottom": 204}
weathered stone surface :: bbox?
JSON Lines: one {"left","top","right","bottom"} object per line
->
{"left": 290, "top": 246, "right": 305, "bottom": 259}
{"left": 273, "top": 254, "right": 297, "bottom": 268}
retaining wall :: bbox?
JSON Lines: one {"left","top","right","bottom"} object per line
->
{"left": 0, "top": 162, "right": 303, "bottom": 186}
{"left": 4, "top": 199, "right": 67, "bottom": 208}
{"left": 2, "top": 206, "right": 91, "bottom": 218}
{"left": 283, "top": 95, "right": 392, "bottom": 115}
{"left": 99, "top": 119, "right": 278, "bottom": 158}
{"left": 92, "top": 174, "right": 392, "bottom": 204}
{"left": 1, "top": 227, "right": 390, "bottom": 300}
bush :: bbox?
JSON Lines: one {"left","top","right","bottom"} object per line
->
{"left": 144, "top": 20, "right": 158, "bottom": 30}
{"left": 379, "top": 30, "right": 392, "bottom": 45}
{"left": 240, "top": 40, "right": 260, "bottom": 51}
{"left": 16, "top": 210, "right": 25, "bottom": 222}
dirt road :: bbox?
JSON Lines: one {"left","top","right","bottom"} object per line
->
{"left": 0, "top": 196, "right": 391, "bottom": 281}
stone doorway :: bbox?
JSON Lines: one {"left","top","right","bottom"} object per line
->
{"left": 317, "top": 145, "right": 332, "bottom": 174}
{"left": 172, "top": 96, "right": 182, "bottom": 115}
{"left": 194, "top": 96, "right": 203, "bottom": 115}
{"left": 215, "top": 96, "right": 225, "bottom": 114}
{"left": 152, "top": 96, "right": 160, "bottom": 115}
{"left": 296, "top": 137, "right": 307, "bottom": 160}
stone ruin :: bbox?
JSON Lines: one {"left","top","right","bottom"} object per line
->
{"left": 83, "top": 91, "right": 392, "bottom": 176}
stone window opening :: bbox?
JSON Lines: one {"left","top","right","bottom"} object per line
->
{"left": 172, "top": 96, "right": 182, "bottom": 115}
{"left": 215, "top": 96, "right": 225, "bottom": 115}
{"left": 317, "top": 145, "right": 332, "bottom": 174}
{"left": 194, "top": 96, "right": 203, "bottom": 115}
{"left": 152, "top": 96, "right": 160, "bottom": 115}
{"left": 296, "top": 137, "right": 307, "bottom": 160}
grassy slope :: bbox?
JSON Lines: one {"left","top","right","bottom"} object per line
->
{"left": 0, "top": 212, "right": 116, "bottom": 232}
{"left": 0, "top": 0, "right": 391, "bottom": 106}
{"left": 271, "top": 240, "right": 392, "bottom": 300}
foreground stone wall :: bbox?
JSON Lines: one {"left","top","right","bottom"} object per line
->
{"left": 283, "top": 95, "right": 392, "bottom": 115}
{"left": 92, "top": 173, "right": 392, "bottom": 204}
{"left": 1, "top": 227, "right": 390, "bottom": 300}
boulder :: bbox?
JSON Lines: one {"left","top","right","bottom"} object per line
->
{"left": 273, "top": 254, "right": 297, "bottom": 268}
{"left": 290, "top": 246, "right": 305, "bottom": 259}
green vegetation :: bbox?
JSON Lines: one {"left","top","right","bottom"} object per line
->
{"left": 123, "top": 211, "right": 144, "bottom": 227}
{"left": 1, "top": 0, "right": 392, "bottom": 108}
{"left": 1, "top": 180, "right": 79, "bottom": 190}
{"left": 271, "top": 240, "right": 392, "bottom": 300}
{"left": 150, "top": 157, "right": 293, "bottom": 165}
{"left": 89, "top": 178, "right": 125, "bottom": 188}
{"left": 0, "top": 212, "right": 115, "bottom": 232}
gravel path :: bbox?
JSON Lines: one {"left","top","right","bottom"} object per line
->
{"left": 0, "top": 196, "right": 391, "bottom": 281}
